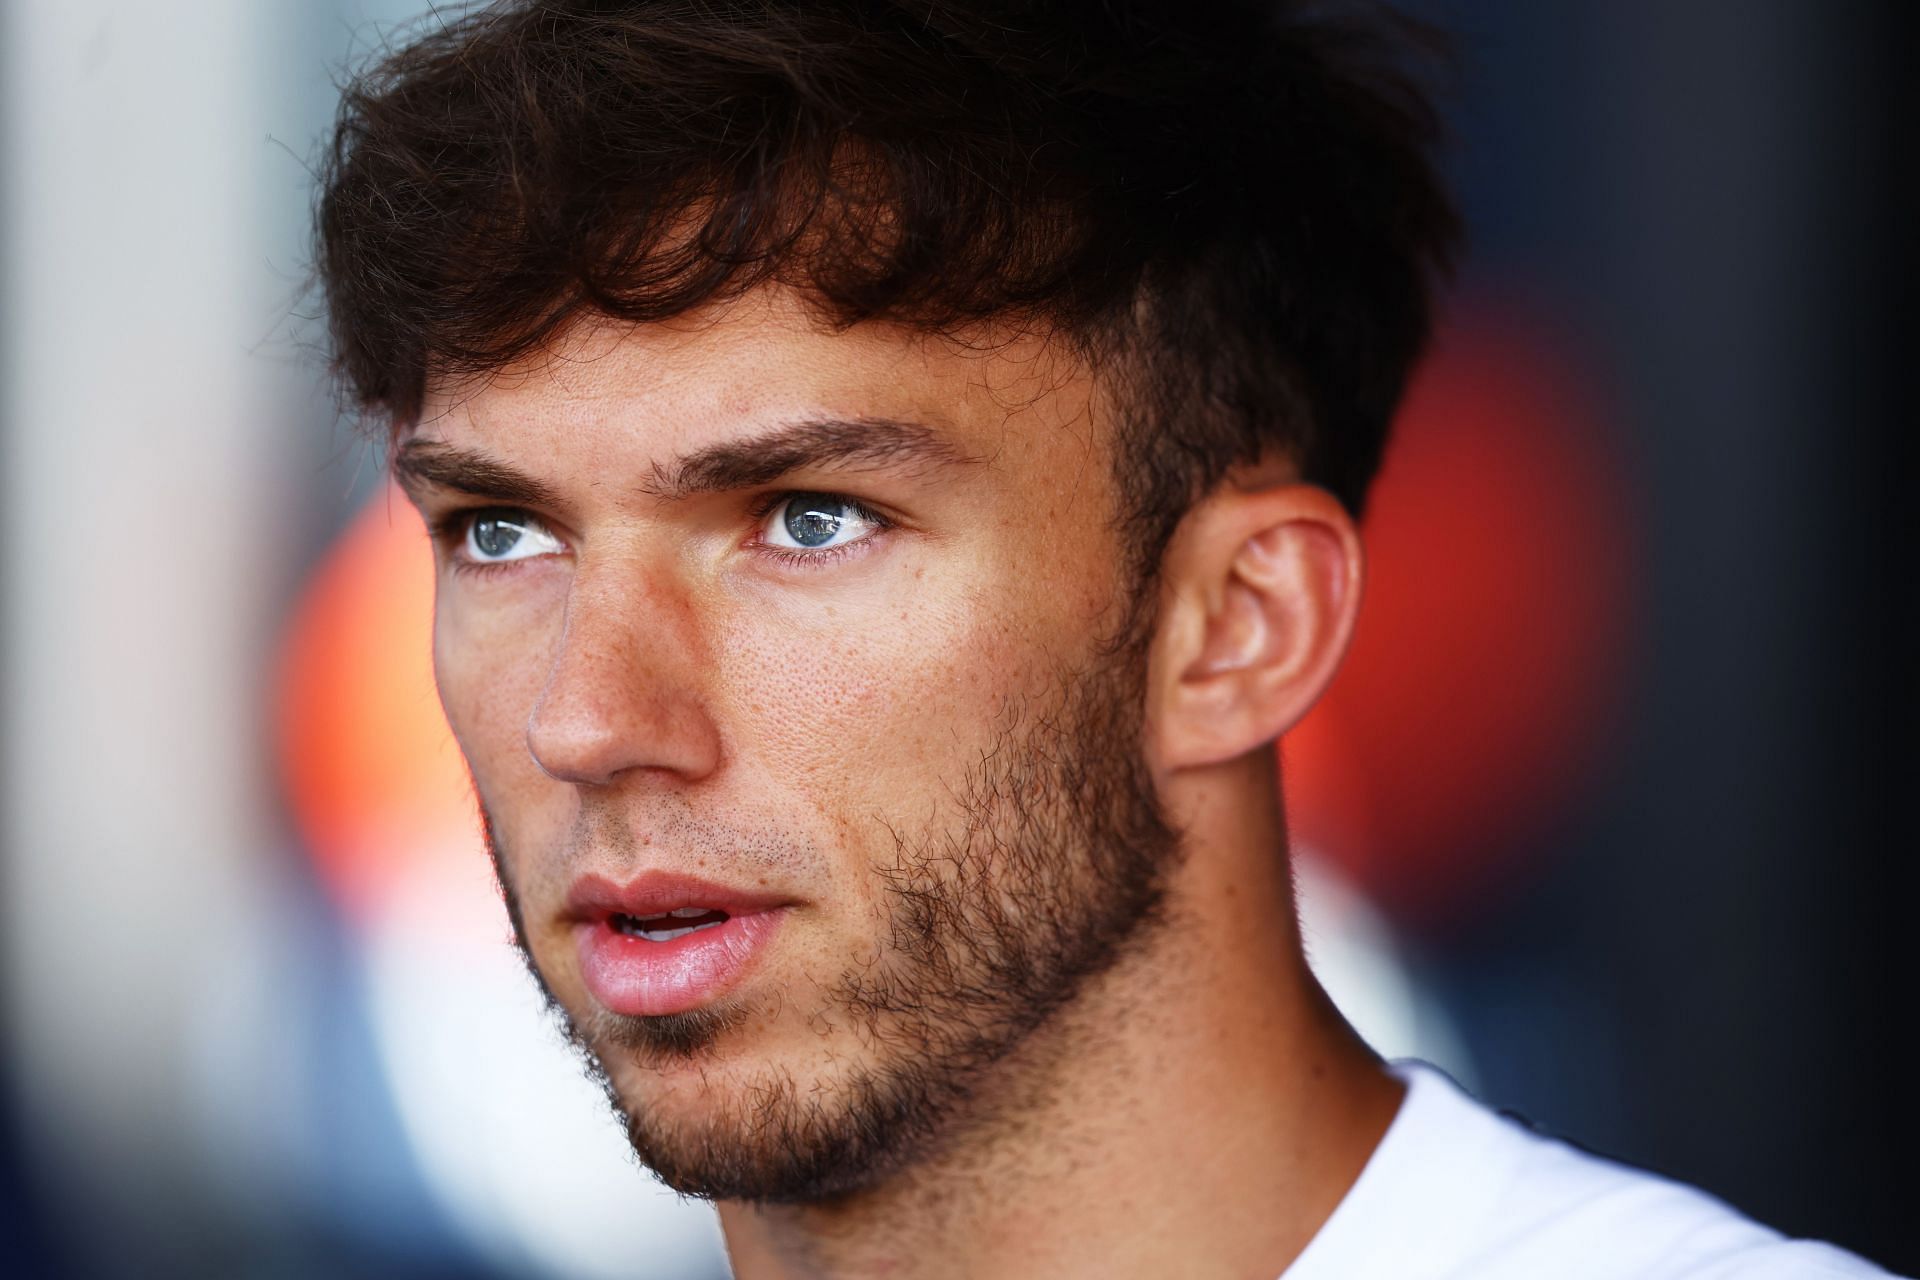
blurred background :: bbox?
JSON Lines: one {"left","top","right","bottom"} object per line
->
{"left": 1, "top": 0, "right": 1911, "bottom": 1276}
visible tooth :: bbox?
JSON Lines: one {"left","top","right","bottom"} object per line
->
{"left": 669, "top": 906, "right": 712, "bottom": 918}
{"left": 644, "top": 924, "right": 700, "bottom": 942}
{"left": 638, "top": 919, "right": 726, "bottom": 943}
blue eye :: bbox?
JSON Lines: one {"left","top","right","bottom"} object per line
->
{"left": 762, "top": 494, "right": 882, "bottom": 552}
{"left": 462, "top": 508, "right": 565, "bottom": 563}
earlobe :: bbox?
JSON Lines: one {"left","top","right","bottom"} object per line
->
{"left": 1150, "top": 484, "right": 1362, "bottom": 771}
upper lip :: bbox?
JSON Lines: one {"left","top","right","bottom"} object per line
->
{"left": 565, "top": 871, "right": 796, "bottom": 922}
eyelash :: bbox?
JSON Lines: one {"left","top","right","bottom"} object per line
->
{"left": 428, "top": 491, "right": 893, "bottom": 576}
{"left": 427, "top": 508, "right": 546, "bottom": 581}
{"left": 744, "top": 491, "right": 894, "bottom": 568}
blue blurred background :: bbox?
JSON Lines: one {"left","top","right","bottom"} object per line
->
{"left": 2, "top": 1, "right": 1911, "bottom": 1276}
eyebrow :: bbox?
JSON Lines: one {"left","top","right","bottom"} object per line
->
{"left": 391, "top": 439, "right": 560, "bottom": 508}
{"left": 640, "top": 415, "right": 976, "bottom": 500}
{"left": 392, "top": 416, "right": 975, "bottom": 507}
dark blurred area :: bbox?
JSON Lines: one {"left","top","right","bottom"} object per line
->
{"left": 2, "top": 1, "right": 1913, "bottom": 1275}
{"left": 1385, "top": 0, "right": 1916, "bottom": 1268}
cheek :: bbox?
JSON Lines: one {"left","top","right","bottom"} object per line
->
{"left": 717, "top": 579, "right": 1037, "bottom": 818}
{"left": 432, "top": 580, "right": 557, "bottom": 792}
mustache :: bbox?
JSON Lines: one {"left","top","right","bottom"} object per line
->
{"left": 486, "top": 796, "right": 825, "bottom": 898}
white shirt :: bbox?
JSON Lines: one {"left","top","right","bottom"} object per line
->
{"left": 1283, "top": 1061, "right": 1902, "bottom": 1279}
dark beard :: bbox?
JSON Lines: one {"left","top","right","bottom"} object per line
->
{"left": 484, "top": 618, "right": 1182, "bottom": 1204}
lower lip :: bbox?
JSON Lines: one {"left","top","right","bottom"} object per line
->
{"left": 574, "top": 910, "right": 786, "bottom": 1017}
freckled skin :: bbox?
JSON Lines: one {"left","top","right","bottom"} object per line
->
{"left": 413, "top": 288, "right": 1400, "bottom": 1278}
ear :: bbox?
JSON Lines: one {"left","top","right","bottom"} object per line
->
{"left": 1147, "top": 480, "right": 1363, "bottom": 772}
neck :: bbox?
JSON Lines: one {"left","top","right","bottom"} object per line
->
{"left": 716, "top": 750, "right": 1402, "bottom": 1280}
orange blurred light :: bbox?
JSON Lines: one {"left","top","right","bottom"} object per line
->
{"left": 1286, "top": 301, "right": 1632, "bottom": 925}
{"left": 275, "top": 495, "right": 477, "bottom": 921}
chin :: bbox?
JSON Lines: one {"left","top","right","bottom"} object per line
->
{"left": 579, "top": 998, "right": 762, "bottom": 1067}
{"left": 578, "top": 1018, "right": 916, "bottom": 1204}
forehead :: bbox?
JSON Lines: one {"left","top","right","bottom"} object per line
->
{"left": 412, "top": 290, "right": 1107, "bottom": 477}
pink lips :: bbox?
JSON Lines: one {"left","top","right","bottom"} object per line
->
{"left": 568, "top": 872, "right": 792, "bottom": 1017}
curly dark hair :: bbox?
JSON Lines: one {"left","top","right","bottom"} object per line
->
{"left": 316, "top": 0, "right": 1458, "bottom": 577}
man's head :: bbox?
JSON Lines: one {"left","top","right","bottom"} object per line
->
{"left": 317, "top": 0, "right": 1454, "bottom": 1205}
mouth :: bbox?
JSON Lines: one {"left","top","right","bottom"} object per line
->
{"left": 567, "top": 873, "right": 795, "bottom": 1019}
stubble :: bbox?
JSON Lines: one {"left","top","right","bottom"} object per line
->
{"left": 484, "top": 617, "right": 1183, "bottom": 1203}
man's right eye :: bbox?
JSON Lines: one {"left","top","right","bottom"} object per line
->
{"left": 459, "top": 508, "right": 566, "bottom": 564}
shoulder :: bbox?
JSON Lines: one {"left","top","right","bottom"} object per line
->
{"left": 1283, "top": 1062, "right": 1903, "bottom": 1280}
{"left": 1472, "top": 1104, "right": 1887, "bottom": 1279}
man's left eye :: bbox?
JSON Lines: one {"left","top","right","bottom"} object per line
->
{"left": 460, "top": 507, "right": 566, "bottom": 563}
{"left": 760, "top": 493, "right": 884, "bottom": 552}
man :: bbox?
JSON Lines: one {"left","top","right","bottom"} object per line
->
{"left": 315, "top": 2, "right": 1899, "bottom": 1276}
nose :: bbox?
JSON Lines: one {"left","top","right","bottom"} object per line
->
{"left": 524, "top": 559, "right": 722, "bottom": 787}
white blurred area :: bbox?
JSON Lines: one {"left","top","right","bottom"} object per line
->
{"left": 0, "top": 0, "right": 297, "bottom": 1271}
{"left": 0, "top": 4, "right": 1468, "bottom": 1277}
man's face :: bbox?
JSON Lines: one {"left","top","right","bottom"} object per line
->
{"left": 404, "top": 292, "right": 1181, "bottom": 1202}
